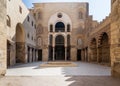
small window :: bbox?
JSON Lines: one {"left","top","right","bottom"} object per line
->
{"left": 50, "top": 24, "right": 53, "bottom": 32}
{"left": 32, "top": 21, "right": 34, "bottom": 26}
{"left": 27, "top": 16, "right": 30, "bottom": 22}
{"left": 7, "top": 15, "right": 11, "bottom": 27}
{"left": 19, "top": 6, "right": 22, "bottom": 14}
{"left": 34, "top": 24, "right": 36, "bottom": 29}
{"left": 57, "top": 13, "right": 62, "bottom": 18}
{"left": 34, "top": 13, "right": 36, "bottom": 18}
{"left": 32, "top": 36, "right": 33, "bottom": 40}
{"left": 27, "top": 33, "right": 29, "bottom": 38}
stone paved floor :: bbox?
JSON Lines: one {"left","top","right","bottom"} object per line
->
{"left": 0, "top": 76, "right": 120, "bottom": 86}
{"left": 6, "top": 62, "right": 111, "bottom": 76}
{"left": 0, "top": 62, "right": 120, "bottom": 86}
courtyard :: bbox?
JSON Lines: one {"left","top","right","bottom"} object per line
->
{"left": 0, "top": 0, "right": 120, "bottom": 86}
{"left": 1, "top": 62, "right": 120, "bottom": 86}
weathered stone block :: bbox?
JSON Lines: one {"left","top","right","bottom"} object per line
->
{"left": 112, "top": 62, "right": 120, "bottom": 77}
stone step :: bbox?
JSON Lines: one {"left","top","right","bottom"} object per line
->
{"left": 40, "top": 61, "right": 77, "bottom": 67}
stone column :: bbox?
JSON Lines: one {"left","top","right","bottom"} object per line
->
{"left": 97, "top": 46, "right": 99, "bottom": 63}
{"left": 30, "top": 48, "right": 32, "bottom": 63}
{"left": 71, "top": 47, "right": 77, "bottom": 61}
{"left": 81, "top": 49, "right": 84, "bottom": 61}
{"left": 86, "top": 48, "right": 88, "bottom": 62}
{"left": 88, "top": 47, "right": 91, "bottom": 62}
{"left": 33, "top": 49, "right": 35, "bottom": 62}
{"left": 65, "top": 47, "right": 67, "bottom": 61}
{"left": 53, "top": 47, "right": 55, "bottom": 61}
{"left": 36, "top": 50, "right": 38, "bottom": 61}
{"left": 43, "top": 48, "right": 48, "bottom": 61}
{"left": 84, "top": 49, "right": 86, "bottom": 61}
{"left": 34, "top": 50, "right": 36, "bottom": 61}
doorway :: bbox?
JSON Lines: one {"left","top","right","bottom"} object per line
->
{"left": 77, "top": 49, "right": 81, "bottom": 61}
{"left": 55, "top": 45, "right": 65, "bottom": 60}
{"left": 38, "top": 49, "right": 42, "bottom": 61}
{"left": 55, "top": 35, "right": 65, "bottom": 60}
{"left": 7, "top": 41, "right": 10, "bottom": 67}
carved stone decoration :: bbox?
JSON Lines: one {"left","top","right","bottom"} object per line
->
{"left": 37, "top": 24, "right": 43, "bottom": 34}
{"left": 78, "top": 39, "right": 82, "bottom": 46}
{"left": 37, "top": 37, "right": 42, "bottom": 46}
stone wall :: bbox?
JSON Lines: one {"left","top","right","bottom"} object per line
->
{"left": 111, "top": 0, "right": 120, "bottom": 77}
{"left": 0, "top": 0, "right": 6, "bottom": 76}
{"left": 31, "top": 3, "right": 89, "bottom": 61}
{"left": 7, "top": 0, "right": 37, "bottom": 65}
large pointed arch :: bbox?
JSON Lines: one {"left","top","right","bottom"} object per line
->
{"left": 15, "top": 23, "right": 26, "bottom": 63}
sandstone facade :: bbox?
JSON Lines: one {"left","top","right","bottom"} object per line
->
{"left": 111, "top": 0, "right": 120, "bottom": 77}
{"left": 30, "top": 3, "right": 89, "bottom": 61}
{"left": 0, "top": 0, "right": 6, "bottom": 76}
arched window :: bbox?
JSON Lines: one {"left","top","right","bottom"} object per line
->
{"left": 7, "top": 15, "right": 11, "bottom": 27}
{"left": 37, "top": 37, "right": 42, "bottom": 46}
{"left": 79, "top": 12, "right": 83, "bottom": 19}
{"left": 50, "top": 24, "right": 53, "bottom": 32}
{"left": 67, "top": 24, "right": 70, "bottom": 32}
{"left": 27, "top": 16, "right": 30, "bottom": 22}
{"left": 77, "top": 39, "right": 82, "bottom": 46}
{"left": 55, "top": 22, "right": 65, "bottom": 32}
{"left": 19, "top": 6, "right": 22, "bottom": 14}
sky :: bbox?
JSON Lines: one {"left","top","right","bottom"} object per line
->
{"left": 22, "top": 0, "right": 111, "bottom": 22}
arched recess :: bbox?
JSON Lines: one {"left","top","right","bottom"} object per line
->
{"left": 55, "top": 35, "right": 65, "bottom": 60}
{"left": 16, "top": 23, "right": 25, "bottom": 63}
{"left": 37, "top": 37, "right": 42, "bottom": 47}
{"left": 77, "top": 38, "right": 82, "bottom": 46}
{"left": 7, "top": 40, "right": 11, "bottom": 67}
{"left": 99, "top": 33, "right": 110, "bottom": 63}
{"left": 49, "top": 35, "right": 53, "bottom": 60}
{"left": 37, "top": 24, "right": 43, "bottom": 34}
{"left": 55, "top": 22, "right": 65, "bottom": 32}
{"left": 7, "top": 15, "right": 11, "bottom": 27}
{"left": 77, "top": 38, "right": 83, "bottom": 61}
{"left": 90, "top": 38, "right": 97, "bottom": 62}
{"left": 37, "top": 36, "right": 42, "bottom": 61}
